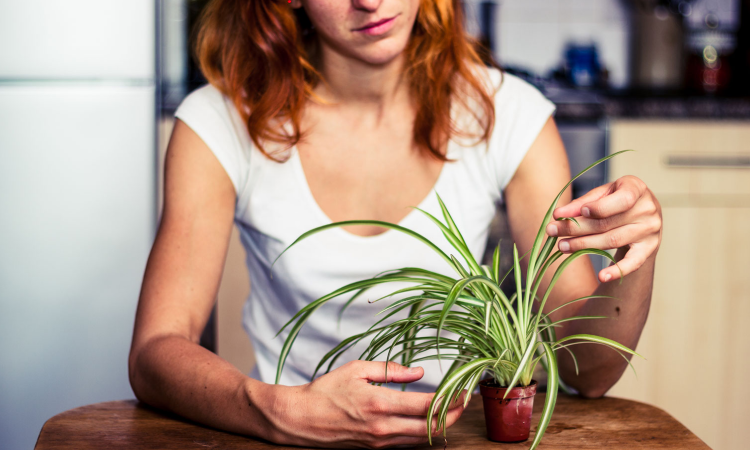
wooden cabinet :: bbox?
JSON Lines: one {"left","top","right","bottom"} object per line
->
{"left": 607, "top": 120, "right": 750, "bottom": 450}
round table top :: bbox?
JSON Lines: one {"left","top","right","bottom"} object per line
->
{"left": 35, "top": 393, "right": 709, "bottom": 449}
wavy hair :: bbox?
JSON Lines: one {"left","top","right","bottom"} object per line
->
{"left": 195, "top": 0, "right": 497, "bottom": 161}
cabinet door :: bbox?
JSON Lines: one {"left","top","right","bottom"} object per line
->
{"left": 607, "top": 120, "right": 750, "bottom": 200}
{"left": 607, "top": 120, "right": 750, "bottom": 450}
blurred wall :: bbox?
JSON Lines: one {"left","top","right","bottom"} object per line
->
{"left": 493, "top": 0, "right": 631, "bottom": 87}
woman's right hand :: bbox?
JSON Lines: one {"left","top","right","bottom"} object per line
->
{"left": 253, "top": 361, "right": 466, "bottom": 449}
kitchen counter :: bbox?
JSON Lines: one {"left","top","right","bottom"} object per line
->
{"left": 601, "top": 94, "right": 750, "bottom": 119}
{"left": 540, "top": 85, "right": 750, "bottom": 121}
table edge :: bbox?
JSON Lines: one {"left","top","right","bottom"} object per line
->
{"left": 35, "top": 395, "right": 710, "bottom": 449}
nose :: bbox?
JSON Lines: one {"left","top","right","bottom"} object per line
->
{"left": 351, "top": 0, "right": 383, "bottom": 12}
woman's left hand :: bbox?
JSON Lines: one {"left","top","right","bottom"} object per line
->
{"left": 545, "top": 175, "right": 662, "bottom": 283}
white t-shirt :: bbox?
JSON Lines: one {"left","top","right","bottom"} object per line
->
{"left": 174, "top": 68, "right": 555, "bottom": 391}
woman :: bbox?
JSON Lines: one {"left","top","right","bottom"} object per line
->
{"left": 128, "top": 0, "right": 662, "bottom": 447}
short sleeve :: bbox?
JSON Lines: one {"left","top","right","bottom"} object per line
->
{"left": 486, "top": 71, "right": 556, "bottom": 193}
{"left": 174, "top": 84, "right": 250, "bottom": 194}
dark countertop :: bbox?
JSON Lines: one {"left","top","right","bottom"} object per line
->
{"left": 601, "top": 95, "right": 750, "bottom": 119}
{"left": 542, "top": 85, "right": 750, "bottom": 121}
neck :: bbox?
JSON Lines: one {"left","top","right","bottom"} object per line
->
{"left": 313, "top": 45, "right": 411, "bottom": 110}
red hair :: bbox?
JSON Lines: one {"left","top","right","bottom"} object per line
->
{"left": 195, "top": 0, "right": 497, "bottom": 161}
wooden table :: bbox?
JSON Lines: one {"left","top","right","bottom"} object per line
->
{"left": 35, "top": 394, "right": 709, "bottom": 449}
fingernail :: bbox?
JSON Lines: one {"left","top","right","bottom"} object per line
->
{"left": 546, "top": 224, "right": 558, "bottom": 236}
{"left": 407, "top": 366, "right": 421, "bottom": 374}
{"left": 582, "top": 207, "right": 591, "bottom": 218}
{"left": 559, "top": 241, "right": 570, "bottom": 252}
{"left": 604, "top": 273, "right": 612, "bottom": 282}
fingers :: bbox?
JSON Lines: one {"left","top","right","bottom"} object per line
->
{"left": 556, "top": 199, "right": 660, "bottom": 253}
{"left": 553, "top": 183, "right": 612, "bottom": 219}
{"left": 548, "top": 177, "right": 661, "bottom": 283}
{"left": 373, "top": 385, "right": 465, "bottom": 417}
{"left": 547, "top": 213, "right": 626, "bottom": 238}
{"left": 379, "top": 395, "right": 466, "bottom": 438}
{"left": 550, "top": 192, "right": 660, "bottom": 239}
{"left": 380, "top": 390, "right": 433, "bottom": 416}
{"left": 356, "top": 361, "right": 424, "bottom": 384}
{"left": 371, "top": 436, "right": 430, "bottom": 448}
{"left": 440, "top": 395, "right": 466, "bottom": 430}
{"left": 557, "top": 228, "right": 659, "bottom": 282}
{"left": 598, "top": 240, "right": 657, "bottom": 282}
{"left": 424, "top": 395, "right": 466, "bottom": 435}
{"left": 557, "top": 224, "right": 639, "bottom": 254}
{"left": 580, "top": 185, "right": 640, "bottom": 219}
{"left": 308, "top": 362, "right": 469, "bottom": 449}
{"left": 554, "top": 177, "right": 646, "bottom": 222}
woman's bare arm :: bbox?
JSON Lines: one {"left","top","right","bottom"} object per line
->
{"left": 128, "top": 120, "right": 464, "bottom": 448}
{"left": 503, "top": 118, "right": 661, "bottom": 398}
{"left": 128, "top": 119, "right": 273, "bottom": 434}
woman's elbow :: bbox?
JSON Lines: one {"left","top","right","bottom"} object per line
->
{"left": 576, "top": 383, "right": 611, "bottom": 399}
{"left": 128, "top": 346, "right": 147, "bottom": 401}
{"left": 128, "top": 339, "right": 162, "bottom": 406}
{"left": 569, "top": 372, "right": 622, "bottom": 399}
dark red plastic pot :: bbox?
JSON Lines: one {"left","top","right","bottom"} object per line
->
{"left": 478, "top": 379, "right": 537, "bottom": 442}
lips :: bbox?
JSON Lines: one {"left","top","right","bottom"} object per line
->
{"left": 354, "top": 16, "right": 396, "bottom": 31}
{"left": 352, "top": 15, "right": 398, "bottom": 34}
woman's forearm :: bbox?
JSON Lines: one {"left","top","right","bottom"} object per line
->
{"left": 130, "top": 337, "right": 467, "bottom": 448}
{"left": 128, "top": 334, "right": 276, "bottom": 438}
{"left": 556, "top": 248, "right": 656, "bottom": 398}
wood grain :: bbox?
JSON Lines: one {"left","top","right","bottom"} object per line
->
{"left": 35, "top": 395, "right": 708, "bottom": 450}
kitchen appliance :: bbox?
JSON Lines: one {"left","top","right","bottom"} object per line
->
{"left": 564, "top": 42, "right": 604, "bottom": 88}
{"left": 630, "top": 0, "right": 742, "bottom": 93}
{"left": 683, "top": 0, "right": 742, "bottom": 93}
{"left": 0, "top": 2, "right": 160, "bottom": 449}
{"left": 686, "top": 30, "right": 735, "bottom": 93}
{"left": 631, "top": 1, "right": 686, "bottom": 90}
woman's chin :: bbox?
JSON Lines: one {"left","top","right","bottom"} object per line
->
{"left": 352, "top": 42, "right": 409, "bottom": 67}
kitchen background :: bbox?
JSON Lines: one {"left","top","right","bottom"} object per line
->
{"left": 1, "top": 1, "right": 748, "bottom": 449}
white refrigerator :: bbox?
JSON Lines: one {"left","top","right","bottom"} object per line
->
{"left": 0, "top": 2, "right": 159, "bottom": 449}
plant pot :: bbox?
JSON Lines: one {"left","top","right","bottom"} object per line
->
{"left": 478, "top": 378, "right": 537, "bottom": 443}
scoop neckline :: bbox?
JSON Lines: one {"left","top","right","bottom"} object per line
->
{"left": 290, "top": 142, "right": 455, "bottom": 245}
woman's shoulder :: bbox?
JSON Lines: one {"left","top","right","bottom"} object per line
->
{"left": 175, "top": 84, "right": 288, "bottom": 158}
{"left": 479, "top": 66, "right": 554, "bottom": 110}
{"left": 174, "top": 84, "right": 253, "bottom": 195}
{"left": 457, "top": 64, "right": 555, "bottom": 132}
{"left": 458, "top": 64, "right": 557, "bottom": 194}
{"left": 176, "top": 83, "right": 237, "bottom": 120}
{"left": 469, "top": 64, "right": 555, "bottom": 125}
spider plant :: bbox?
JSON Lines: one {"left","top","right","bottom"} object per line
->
{"left": 273, "top": 150, "right": 639, "bottom": 449}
